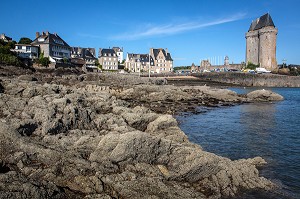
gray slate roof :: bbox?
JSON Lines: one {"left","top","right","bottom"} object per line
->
{"left": 127, "top": 53, "right": 153, "bottom": 62}
{"left": 31, "top": 32, "right": 71, "bottom": 48}
{"left": 99, "top": 48, "right": 116, "bottom": 57}
{"left": 152, "top": 48, "right": 173, "bottom": 61}
{"left": 248, "top": 13, "right": 275, "bottom": 31}
{"left": 72, "top": 47, "right": 96, "bottom": 59}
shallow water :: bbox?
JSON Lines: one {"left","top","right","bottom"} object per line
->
{"left": 176, "top": 87, "right": 300, "bottom": 199}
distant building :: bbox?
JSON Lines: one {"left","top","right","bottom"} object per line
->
{"left": 200, "top": 60, "right": 211, "bottom": 69}
{"left": 0, "top": 33, "right": 12, "bottom": 42}
{"left": 125, "top": 53, "right": 154, "bottom": 72}
{"left": 112, "top": 47, "right": 123, "bottom": 63}
{"left": 246, "top": 13, "right": 278, "bottom": 71}
{"left": 71, "top": 47, "right": 97, "bottom": 68}
{"left": 224, "top": 56, "right": 229, "bottom": 66}
{"left": 149, "top": 48, "right": 173, "bottom": 73}
{"left": 98, "top": 48, "right": 118, "bottom": 70}
{"left": 31, "top": 31, "right": 71, "bottom": 63}
{"left": 199, "top": 58, "right": 243, "bottom": 72}
{"left": 191, "top": 63, "right": 200, "bottom": 73}
{"left": 12, "top": 44, "right": 39, "bottom": 59}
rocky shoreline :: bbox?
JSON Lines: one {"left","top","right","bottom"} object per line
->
{"left": 0, "top": 67, "right": 284, "bottom": 199}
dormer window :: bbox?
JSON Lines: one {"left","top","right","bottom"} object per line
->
{"left": 38, "top": 38, "right": 45, "bottom": 42}
{"left": 53, "top": 39, "right": 63, "bottom": 45}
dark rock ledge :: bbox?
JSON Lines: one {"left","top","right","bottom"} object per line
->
{"left": 0, "top": 73, "right": 283, "bottom": 199}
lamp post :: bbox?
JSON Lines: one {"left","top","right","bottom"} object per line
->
{"left": 148, "top": 53, "right": 151, "bottom": 79}
{"left": 137, "top": 58, "right": 140, "bottom": 77}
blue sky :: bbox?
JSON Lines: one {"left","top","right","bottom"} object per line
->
{"left": 1, "top": 0, "right": 300, "bottom": 66}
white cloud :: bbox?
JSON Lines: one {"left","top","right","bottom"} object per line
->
{"left": 111, "top": 13, "right": 246, "bottom": 40}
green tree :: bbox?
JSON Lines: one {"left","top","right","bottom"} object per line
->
{"left": 246, "top": 62, "right": 259, "bottom": 70}
{"left": 63, "top": 57, "right": 68, "bottom": 63}
{"left": 18, "top": 37, "right": 32, "bottom": 44}
{"left": 38, "top": 51, "right": 50, "bottom": 67}
{"left": 95, "top": 59, "right": 99, "bottom": 66}
{"left": 0, "top": 42, "right": 22, "bottom": 66}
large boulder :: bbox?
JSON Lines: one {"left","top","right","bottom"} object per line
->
{"left": 246, "top": 89, "right": 284, "bottom": 101}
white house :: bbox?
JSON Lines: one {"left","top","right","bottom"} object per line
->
{"left": 12, "top": 44, "right": 39, "bottom": 59}
{"left": 112, "top": 47, "right": 123, "bottom": 63}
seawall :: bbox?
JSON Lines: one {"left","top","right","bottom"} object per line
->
{"left": 149, "top": 72, "right": 300, "bottom": 87}
{"left": 192, "top": 73, "right": 300, "bottom": 87}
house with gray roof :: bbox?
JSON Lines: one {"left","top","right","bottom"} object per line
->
{"left": 31, "top": 31, "right": 71, "bottom": 63}
{"left": 125, "top": 48, "right": 173, "bottom": 73}
{"left": 150, "top": 48, "right": 173, "bottom": 73}
{"left": 98, "top": 48, "right": 118, "bottom": 70}
{"left": 71, "top": 47, "right": 97, "bottom": 68}
{"left": 125, "top": 53, "right": 154, "bottom": 72}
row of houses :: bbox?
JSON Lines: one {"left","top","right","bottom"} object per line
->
{"left": 125, "top": 48, "right": 173, "bottom": 73}
{"left": 2, "top": 31, "right": 173, "bottom": 73}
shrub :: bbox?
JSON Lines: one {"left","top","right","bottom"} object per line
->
{"left": 246, "top": 62, "right": 259, "bottom": 70}
{"left": 0, "top": 45, "right": 22, "bottom": 66}
{"left": 38, "top": 51, "right": 50, "bottom": 67}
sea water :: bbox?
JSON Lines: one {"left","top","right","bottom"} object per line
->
{"left": 176, "top": 88, "right": 300, "bottom": 199}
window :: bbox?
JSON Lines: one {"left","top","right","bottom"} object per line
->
{"left": 53, "top": 39, "right": 63, "bottom": 45}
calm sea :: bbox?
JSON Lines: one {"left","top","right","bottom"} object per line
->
{"left": 176, "top": 87, "right": 300, "bottom": 199}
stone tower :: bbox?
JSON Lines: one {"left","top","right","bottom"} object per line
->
{"left": 245, "top": 13, "right": 278, "bottom": 71}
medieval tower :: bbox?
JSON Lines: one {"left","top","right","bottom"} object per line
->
{"left": 245, "top": 13, "right": 278, "bottom": 71}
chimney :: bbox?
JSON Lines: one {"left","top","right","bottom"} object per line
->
{"left": 46, "top": 31, "right": 49, "bottom": 35}
{"left": 150, "top": 48, "right": 154, "bottom": 55}
{"left": 98, "top": 48, "right": 102, "bottom": 58}
{"left": 36, "top": 32, "right": 40, "bottom": 38}
{"left": 165, "top": 48, "right": 168, "bottom": 54}
{"left": 42, "top": 31, "right": 45, "bottom": 35}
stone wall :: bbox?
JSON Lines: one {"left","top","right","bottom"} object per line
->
{"left": 192, "top": 73, "right": 300, "bottom": 87}
{"left": 259, "top": 27, "right": 278, "bottom": 70}
{"left": 246, "top": 31, "right": 259, "bottom": 65}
